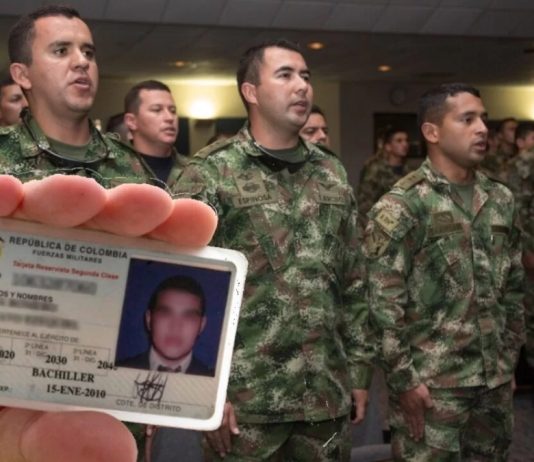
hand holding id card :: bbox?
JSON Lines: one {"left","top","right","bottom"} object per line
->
{"left": 0, "top": 218, "right": 246, "bottom": 431}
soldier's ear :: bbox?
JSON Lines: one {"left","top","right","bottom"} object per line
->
{"left": 421, "top": 122, "right": 439, "bottom": 144}
{"left": 241, "top": 82, "right": 258, "bottom": 106}
{"left": 145, "top": 311, "right": 151, "bottom": 332}
{"left": 124, "top": 112, "right": 138, "bottom": 132}
{"left": 10, "top": 63, "right": 31, "bottom": 91}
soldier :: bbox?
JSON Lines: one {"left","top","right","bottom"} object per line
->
{"left": 0, "top": 75, "right": 27, "bottom": 126}
{"left": 299, "top": 104, "right": 330, "bottom": 147}
{"left": 174, "top": 39, "right": 374, "bottom": 461}
{"left": 508, "top": 122, "right": 534, "bottom": 368}
{"left": 1, "top": 5, "right": 153, "bottom": 187}
{"left": 364, "top": 83, "right": 525, "bottom": 460}
{"left": 1, "top": 5, "right": 169, "bottom": 458}
{"left": 357, "top": 128, "right": 410, "bottom": 219}
{"left": 124, "top": 80, "right": 189, "bottom": 190}
{"left": 0, "top": 175, "right": 217, "bottom": 462}
{"left": 480, "top": 117, "right": 518, "bottom": 181}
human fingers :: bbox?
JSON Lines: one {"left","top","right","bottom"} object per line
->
{"left": 226, "top": 403, "right": 240, "bottom": 436}
{"left": 0, "top": 175, "right": 24, "bottom": 216}
{"left": 84, "top": 183, "right": 173, "bottom": 236}
{"left": 204, "top": 429, "right": 229, "bottom": 457}
{"left": 351, "top": 389, "right": 368, "bottom": 424}
{"left": 0, "top": 408, "right": 137, "bottom": 462}
{"left": 220, "top": 403, "right": 239, "bottom": 453}
{"left": 14, "top": 175, "right": 107, "bottom": 227}
{"left": 148, "top": 198, "right": 217, "bottom": 247}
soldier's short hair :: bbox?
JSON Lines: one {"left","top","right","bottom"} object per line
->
{"left": 383, "top": 127, "right": 408, "bottom": 145}
{"left": 9, "top": 5, "right": 81, "bottom": 65}
{"left": 309, "top": 104, "right": 326, "bottom": 118}
{"left": 515, "top": 121, "right": 534, "bottom": 142}
{"left": 0, "top": 75, "right": 16, "bottom": 93}
{"left": 237, "top": 39, "right": 302, "bottom": 110}
{"left": 418, "top": 83, "right": 481, "bottom": 128}
{"left": 148, "top": 276, "right": 206, "bottom": 316}
{"left": 497, "top": 117, "right": 518, "bottom": 134}
{"left": 124, "top": 80, "right": 172, "bottom": 114}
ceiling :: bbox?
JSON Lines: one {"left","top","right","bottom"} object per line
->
{"left": 1, "top": 0, "right": 534, "bottom": 85}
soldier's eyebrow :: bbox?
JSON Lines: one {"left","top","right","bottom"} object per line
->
{"left": 458, "top": 110, "right": 488, "bottom": 119}
{"left": 48, "top": 40, "right": 71, "bottom": 49}
{"left": 275, "top": 65, "right": 295, "bottom": 74}
{"left": 82, "top": 43, "right": 96, "bottom": 53}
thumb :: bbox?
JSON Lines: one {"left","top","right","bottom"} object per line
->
{"left": 227, "top": 406, "right": 240, "bottom": 435}
{"left": 423, "top": 394, "right": 434, "bottom": 409}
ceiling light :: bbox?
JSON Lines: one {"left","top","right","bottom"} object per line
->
{"left": 172, "top": 60, "right": 188, "bottom": 68}
{"left": 190, "top": 99, "right": 216, "bottom": 119}
{"left": 378, "top": 65, "right": 392, "bottom": 72}
{"left": 307, "top": 41, "right": 325, "bottom": 50}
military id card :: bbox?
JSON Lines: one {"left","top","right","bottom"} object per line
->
{"left": 0, "top": 218, "right": 247, "bottom": 430}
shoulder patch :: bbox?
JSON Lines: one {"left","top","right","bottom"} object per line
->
{"left": 195, "top": 137, "right": 234, "bottom": 159}
{"left": 393, "top": 169, "right": 425, "bottom": 191}
{"left": 369, "top": 196, "right": 416, "bottom": 240}
{"left": 364, "top": 226, "right": 391, "bottom": 258}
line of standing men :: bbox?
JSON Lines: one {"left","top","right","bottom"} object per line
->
{"left": 0, "top": 4, "right": 527, "bottom": 462}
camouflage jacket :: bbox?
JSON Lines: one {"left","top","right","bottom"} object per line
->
{"left": 479, "top": 147, "right": 514, "bottom": 183}
{"left": 357, "top": 155, "right": 411, "bottom": 221}
{"left": 174, "top": 126, "right": 374, "bottom": 423}
{"left": 507, "top": 151, "right": 534, "bottom": 252}
{"left": 124, "top": 145, "right": 189, "bottom": 192}
{"left": 364, "top": 158, "right": 525, "bottom": 394}
{"left": 0, "top": 113, "right": 152, "bottom": 187}
{"left": 507, "top": 151, "right": 534, "bottom": 366}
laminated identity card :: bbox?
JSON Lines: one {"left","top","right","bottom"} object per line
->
{"left": 0, "top": 218, "right": 247, "bottom": 430}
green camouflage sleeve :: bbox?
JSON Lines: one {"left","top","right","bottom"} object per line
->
{"left": 172, "top": 158, "right": 221, "bottom": 217}
{"left": 339, "top": 192, "right": 375, "bottom": 389}
{"left": 501, "top": 205, "right": 527, "bottom": 367}
{"left": 356, "top": 163, "right": 379, "bottom": 220}
{"left": 363, "top": 194, "right": 421, "bottom": 394}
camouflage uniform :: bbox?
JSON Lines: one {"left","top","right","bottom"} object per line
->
{"left": 357, "top": 155, "right": 411, "bottom": 221}
{"left": 507, "top": 151, "right": 534, "bottom": 367}
{"left": 364, "top": 158, "right": 525, "bottom": 461}
{"left": 133, "top": 146, "right": 189, "bottom": 192}
{"left": 0, "top": 112, "right": 153, "bottom": 186}
{"left": 479, "top": 147, "right": 514, "bottom": 183}
{"left": 174, "top": 126, "right": 374, "bottom": 461}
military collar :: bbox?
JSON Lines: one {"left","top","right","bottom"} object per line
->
{"left": 21, "top": 110, "right": 113, "bottom": 161}
{"left": 421, "top": 157, "right": 488, "bottom": 189}
{"left": 238, "top": 123, "right": 323, "bottom": 162}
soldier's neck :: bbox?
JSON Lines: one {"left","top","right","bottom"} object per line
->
{"left": 386, "top": 151, "right": 404, "bottom": 167}
{"left": 428, "top": 152, "right": 474, "bottom": 184}
{"left": 249, "top": 119, "right": 299, "bottom": 150}
{"left": 30, "top": 107, "right": 91, "bottom": 146}
{"left": 133, "top": 137, "right": 173, "bottom": 158}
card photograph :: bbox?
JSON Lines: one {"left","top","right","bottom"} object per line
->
{"left": 115, "top": 258, "right": 231, "bottom": 378}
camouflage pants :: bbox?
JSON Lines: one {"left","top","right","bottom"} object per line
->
{"left": 204, "top": 416, "right": 351, "bottom": 462}
{"left": 389, "top": 382, "right": 513, "bottom": 461}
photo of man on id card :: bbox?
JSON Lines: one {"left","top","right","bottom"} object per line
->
{"left": 116, "top": 259, "right": 229, "bottom": 378}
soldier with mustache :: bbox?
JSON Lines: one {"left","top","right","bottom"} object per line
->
{"left": 0, "top": 5, "right": 154, "bottom": 188}
{"left": 364, "top": 83, "right": 525, "bottom": 461}
{"left": 175, "top": 39, "right": 374, "bottom": 461}
{"left": 124, "top": 80, "right": 189, "bottom": 191}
